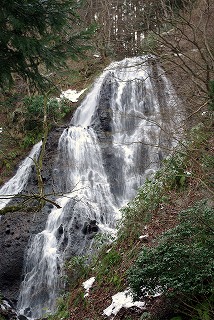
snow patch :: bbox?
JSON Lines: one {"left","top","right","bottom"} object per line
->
{"left": 139, "top": 234, "right": 149, "bottom": 240}
{"left": 82, "top": 277, "right": 95, "bottom": 297}
{"left": 0, "top": 128, "right": 2, "bottom": 133}
{"left": 2, "top": 300, "right": 11, "bottom": 308}
{"left": 103, "top": 289, "right": 145, "bottom": 318}
{"left": 60, "top": 89, "right": 86, "bottom": 102}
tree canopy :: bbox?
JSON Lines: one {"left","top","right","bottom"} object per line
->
{"left": 0, "top": 0, "right": 94, "bottom": 90}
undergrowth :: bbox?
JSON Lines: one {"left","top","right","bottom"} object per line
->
{"left": 128, "top": 201, "right": 214, "bottom": 296}
{"left": 64, "top": 114, "right": 213, "bottom": 320}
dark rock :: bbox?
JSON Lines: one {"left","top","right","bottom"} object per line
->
{"left": 0, "top": 298, "right": 17, "bottom": 320}
{"left": 90, "top": 220, "right": 99, "bottom": 233}
{"left": 82, "top": 222, "right": 90, "bottom": 235}
{"left": 58, "top": 224, "right": 64, "bottom": 235}
{"left": 82, "top": 220, "right": 99, "bottom": 235}
{"left": 24, "top": 307, "right": 31, "bottom": 315}
{"left": 18, "top": 315, "right": 28, "bottom": 320}
{"left": 0, "top": 209, "right": 47, "bottom": 300}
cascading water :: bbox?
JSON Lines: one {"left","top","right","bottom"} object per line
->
{"left": 0, "top": 141, "right": 42, "bottom": 211}
{"left": 13, "top": 56, "right": 181, "bottom": 319}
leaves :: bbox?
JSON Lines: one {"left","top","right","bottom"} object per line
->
{"left": 0, "top": 0, "right": 94, "bottom": 90}
{"left": 128, "top": 201, "right": 214, "bottom": 299}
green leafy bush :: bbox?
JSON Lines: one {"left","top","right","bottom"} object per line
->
{"left": 23, "top": 95, "right": 70, "bottom": 130}
{"left": 66, "top": 255, "right": 89, "bottom": 286}
{"left": 97, "top": 248, "right": 122, "bottom": 277}
{"left": 16, "top": 94, "right": 71, "bottom": 148}
{"left": 21, "top": 132, "right": 43, "bottom": 149}
{"left": 128, "top": 201, "right": 214, "bottom": 299}
{"left": 47, "top": 294, "right": 70, "bottom": 320}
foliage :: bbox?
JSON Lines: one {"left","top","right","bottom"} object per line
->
{"left": 140, "top": 312, "right": 152, "bottom": 319}
{"left": 47, "top": 294, "right": 70, "bottom": 320}
{"left": 141, "top": 32, "right": 159, "bottom": 53}
{"left": 21, "top": 132, "right": 43, "bottom": 149}
{"left": 168, "top": 295, "right": 214, "bottom": 319}
{"left": 23, "top": 94, "right": 70, "bottom": 129}
{"left": 97, "top": 248, "right": 121, "bottom": 278}
{"left": 93, "top": 231, "right": 116, "bottom": 251}
{"left": 12, "top": 94, "right": 71, "bottom": 148}
{"left": 119, "top": 147, "right": 189, "bottom": 237}
{"left": 128, "top": 201, "right": 214, "bottom": 300}
{"left": 66, "top": 255, "right": 89, "bottom": 287}
{"left": 0, "top": 0, "right": 95, "bottom": 90}
{"left": 187, "top": 295, "right": 214, "bottom": 320}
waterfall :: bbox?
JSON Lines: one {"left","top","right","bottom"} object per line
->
{"left": 0, "top": 141, "right": 42, "bottom": 210}
{"left": 15, "top": 56, "right": 181, "bottom": 319}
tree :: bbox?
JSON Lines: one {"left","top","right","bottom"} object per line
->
{"left": 140, "top": 0, "right": 214, "bottom": 119}
{"left": 78, "top": 0, "right": 194, "bottom": 59}
{"left": 0, "top": 0, "right": 94, "bottom": 91}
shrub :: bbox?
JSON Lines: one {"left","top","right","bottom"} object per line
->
{"left": 128, "top": 201, "right": 214, "bottom": 299}
{"left": 23, "top": 95, "right": 70, "bottom": 130}
{"left": 97, "top": 248, "right": 122, "bottom": 278}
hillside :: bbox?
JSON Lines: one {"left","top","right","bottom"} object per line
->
{"left": 0, "top": 0, "right": 214, "bottom": 320}
{"left": 49, "top": 1, "right": 214, "bottom": 320}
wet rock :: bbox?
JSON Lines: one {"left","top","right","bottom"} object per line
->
{"left": 0, "top": 209, "right": 47, "bottom": 300}
{"left": 82, "top": 220, "right": 99, "bottom": 235}
{"left": 58, "top": 224, "right": 64, "bottom": 235}
{"left": 0, "top": 298, "right": 17, "bottom": 320}
{"left": 21, "top": 307, "right": 31, "bottom": 318}
{"left": 18, "top": 315, "right": 28, "bottom": 320}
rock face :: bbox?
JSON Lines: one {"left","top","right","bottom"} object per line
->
{"left": 91, "top": 74, "right": 123, "bottom": 199}
{"left": 0, "top": 210, "right": 45, "bottom": 301}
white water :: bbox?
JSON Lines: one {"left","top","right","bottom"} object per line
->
{"left": 15, "top": 56, "right": 181, "bottom": 319}
{"left": 0, "top": 142, "right": 42, "bottom": 210}
{"left": 109, "top": 60, "right": 181, "bottom": 204}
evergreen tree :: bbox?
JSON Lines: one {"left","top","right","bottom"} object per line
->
{"left": 0, "top": 0, "right": 94, "bottom": 90}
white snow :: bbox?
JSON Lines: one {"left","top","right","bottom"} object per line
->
{"left": 173, "top": 53, "right": 183, "bottom": 57}
{"left": 0, "top": 128, "right": 2, "bottom": 133}
{"left": 139, "top": 234, "right": 149, "bottom": 240}
{"left": 60, "top": 89, "right": 86, "bottom": 102}
{"left": 82, "top": 277, "right": 95, "bottom": 297}
{"left": 103, "top": 289, "right": 145, "bottom": 318}
{"left": 2, "top": 300, "right": 11, "bottom": 308}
